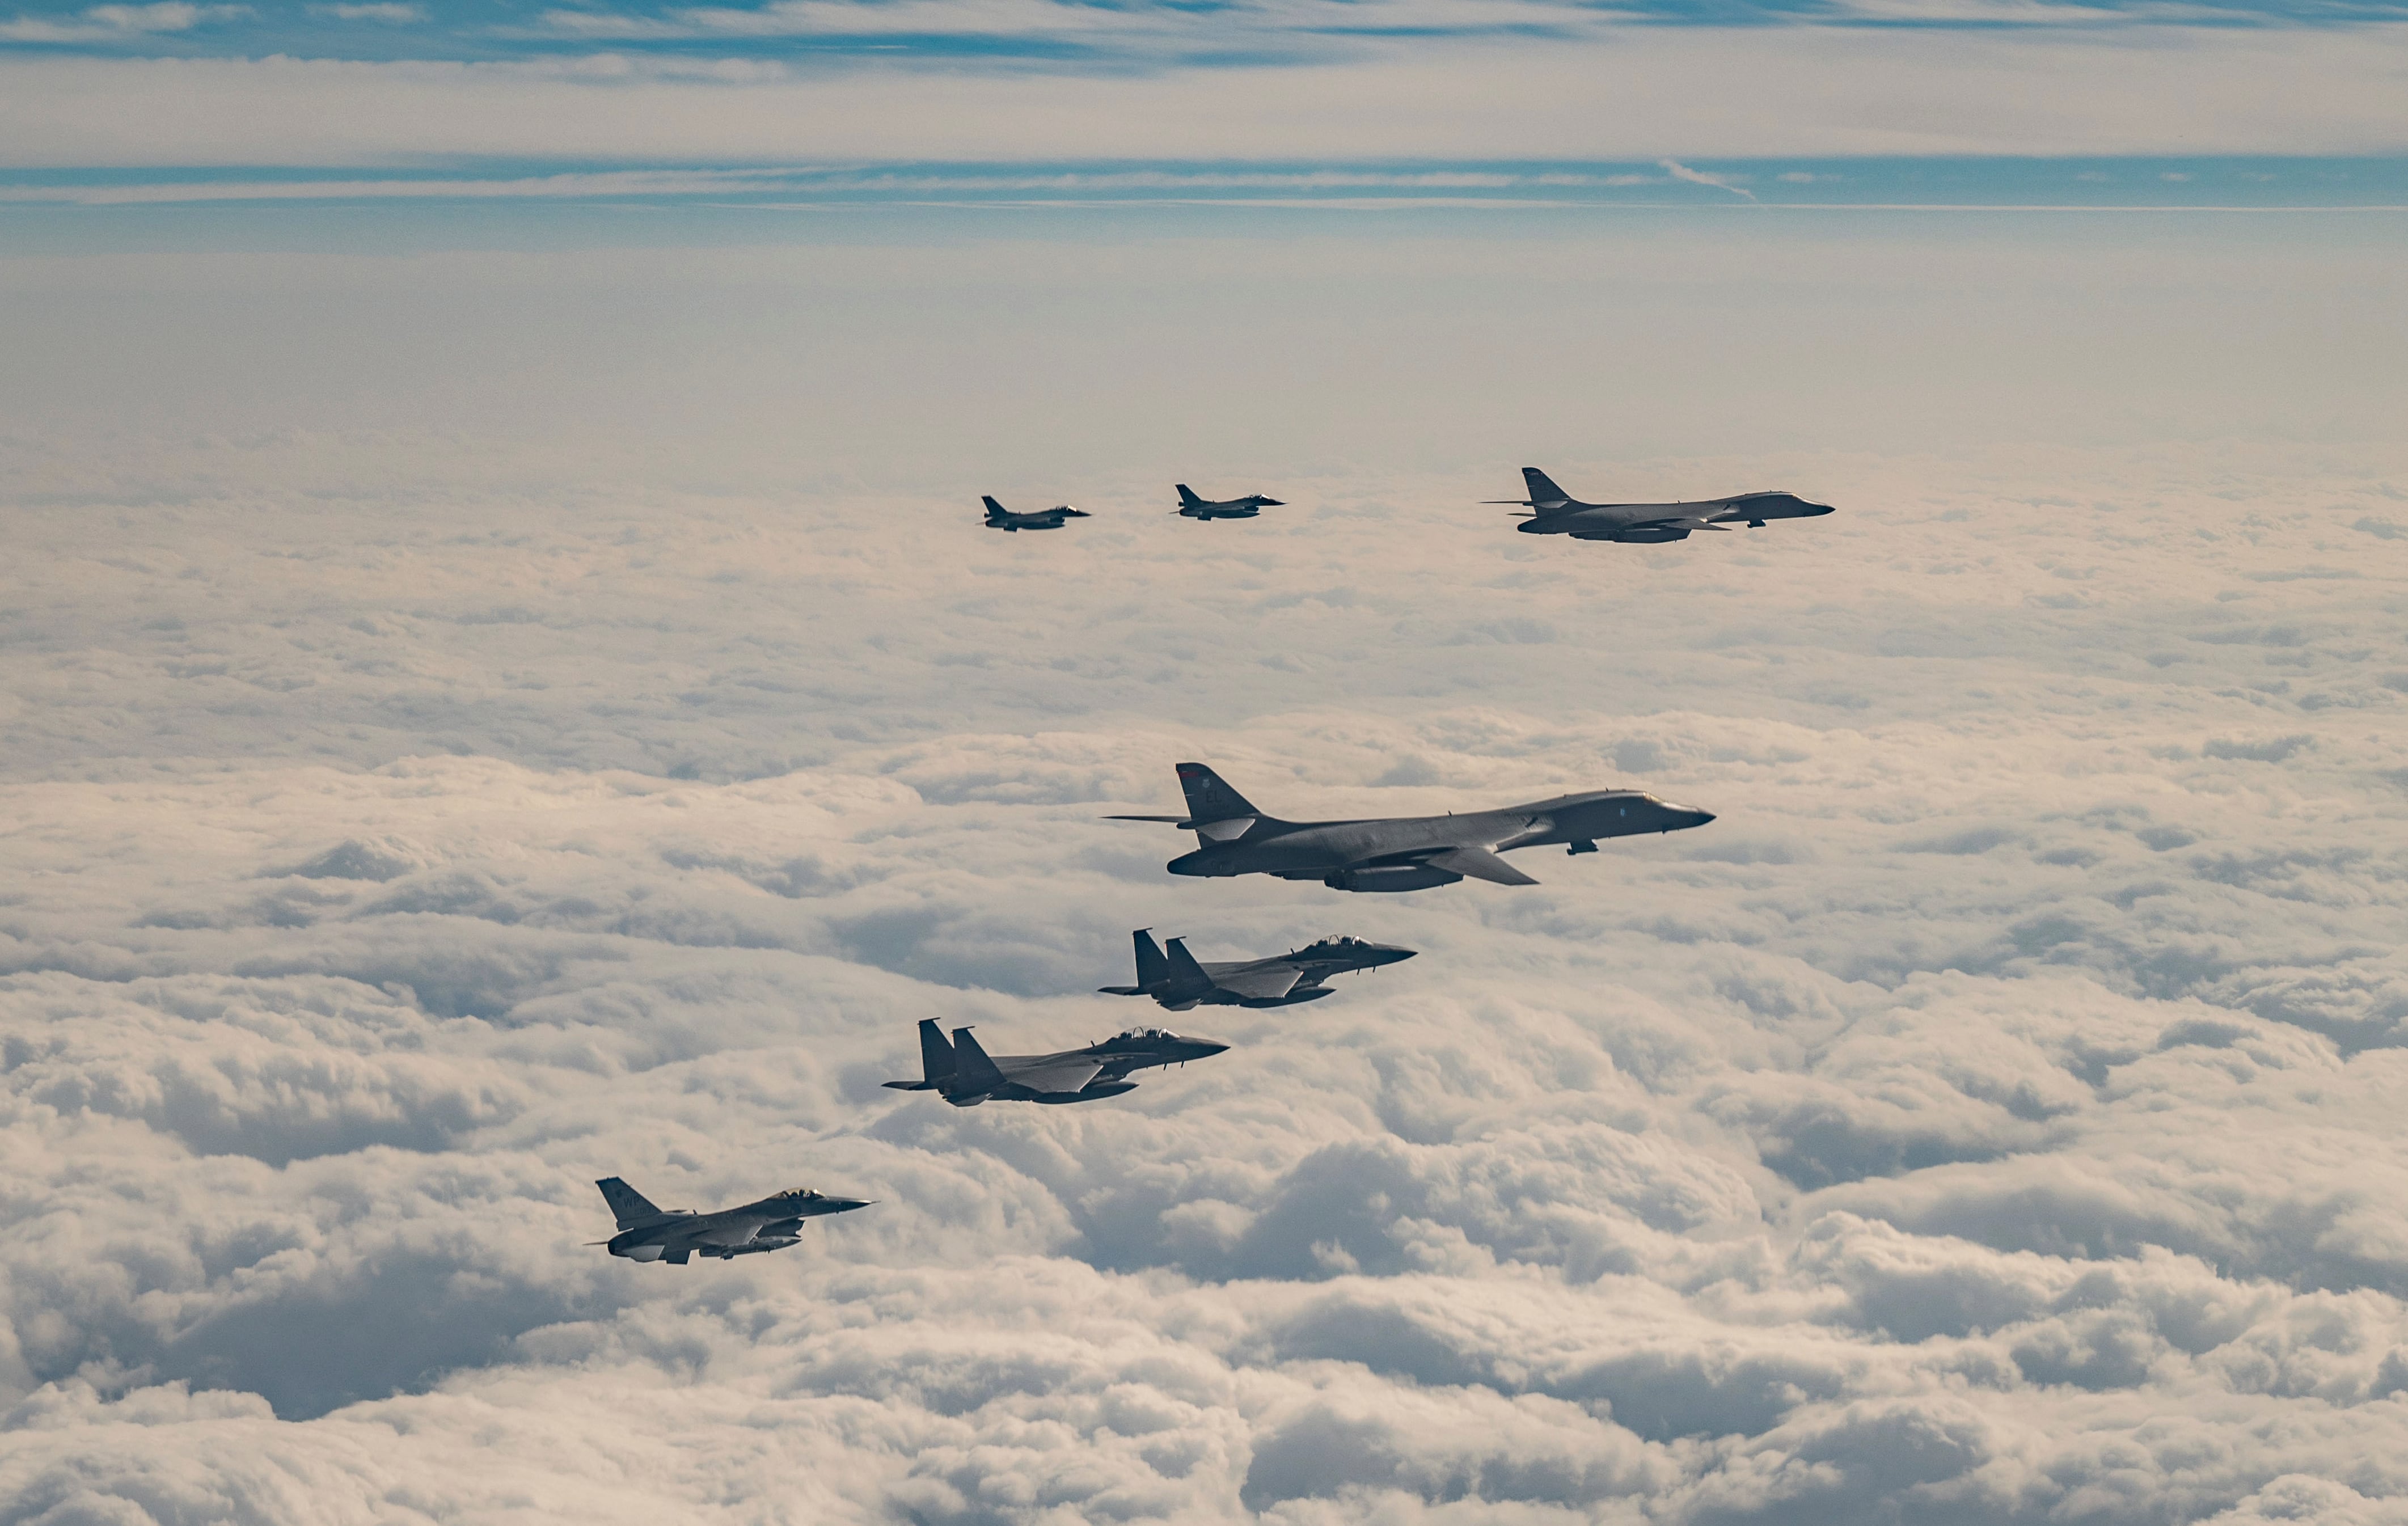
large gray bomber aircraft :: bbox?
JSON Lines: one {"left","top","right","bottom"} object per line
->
{"left": 1175, "top": 484, "right": 1285, "bottom": 521}
{"left": 1101, "top": 928, "right": 1415, "bottom": 1009}
{"left": 1493, "top": 467, "right": 1834, "bottom": 543}
{"left": 591, "top": 1177, "right": 871, "bottom": 1265}
{"left": 1110, "top": 763, "right": 1715, "bottom": 892}
{"left": 885, "top": 1018, "right": 1227, "bottom": 1105}
{"left": 982, "top": 494, "right": 1091, "bottom": 532}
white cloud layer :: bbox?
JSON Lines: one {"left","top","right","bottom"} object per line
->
{"left": 3, "top": 219, "right": 2407, "bottom": 1521}
{"left": 5, "top": 416, "right": 2408, "bottom": 1520}
{"left": 5, "top": 23, "right": 2408, "bottom": 165}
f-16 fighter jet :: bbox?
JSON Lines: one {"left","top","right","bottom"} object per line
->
{"left": 1100, "top": 928, "right": 1415, "bottom": 1009}
{"left": 1109, "top": 762, "right": 1714, "bottom": 892}
{"left": 884, "top": 1018, "right": 1226, "bottom": 1106}
{"left": 1175, "top": 484, "right": 1285, "bottom": 521}
{"left": 1492, "top": 468, "right": 1834, "bottom": 544}
{"left": 982, "top": 494, "right": 1091, "bottom": 532}
{"left": 589, "top": 1177, "right": 871, "bottom": 1265}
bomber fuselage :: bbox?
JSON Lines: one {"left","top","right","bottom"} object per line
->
{"left": 1168, "top": 790, "right": 1711, "bottom": 886}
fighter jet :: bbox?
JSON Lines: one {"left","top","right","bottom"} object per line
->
{"left": 1100, "top": 928, "right": 1416, "bottom": 1009}
{"left": 884, "top": 1018, "right": 1226, "bottom": 1106}
{"left": 1109, "top": 762, "right": 1714, "bottom": 892}
{"left": 1175, "top": 484, "right": 1285, "bottom": 521}
{"left": 982, "top": 494, "right": 1091, "bottom": 532}
{"left": 1492, "top": 468, "right": 1834, "bottom": 544}
{"left": 589, "top": 1176, "right": 871, "bottom": 1265}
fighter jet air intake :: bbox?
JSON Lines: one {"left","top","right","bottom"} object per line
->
{"left": 589, "top": 1177, "right": 872, "bottom": 1265}
{"left": 884, "top": 1019, "right": 1228, "bottom": 1105}
{"left": 1109, "top": 762, "right": 1716, "bottom": 891}
{"left": 981, "top": 495, "right": 1091, "bottom": 531}
{"left": 1493, "top": 467, "right": 1835, "bottom": 543}
{"left": 1100, "top": 929, "right": 1417, "bottom": 1009}
{"left": 1175, "top": 484, "right": 1285, "bottom": 520}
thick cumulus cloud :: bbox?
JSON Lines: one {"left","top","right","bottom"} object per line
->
{"left": 3, "top": 419, "right": 2407, "bottom": 1524}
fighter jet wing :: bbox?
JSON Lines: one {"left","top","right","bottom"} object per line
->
{"left": 1208, "top": 963, "right": 1306, "bottom": 1002}
{"left": 1426, "top": 846, "right": 1541, "bottom": 885}
{"left": 1000, "top": 1055, "right": 1108, "bottom": 1094}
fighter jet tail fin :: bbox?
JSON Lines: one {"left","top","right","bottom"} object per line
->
{"left": 981, "top": 495, "right": 1008, "bottom": 518}
{"left": 1132, "top": 929, "right": 1171, "bottom": 987}
{"left": 1176, "top": 484, "right": 1203, "bottom": 508}
{"left": 951, "top": 1027, "right": 1011, "bottom": 1089}
{"left": 1176, "top": 763, "right": 1266, "bottom": 836}
{"left": 597, "top": 1176, "right": 664, "bottom": 1229}
{"left": 1164, "top": 936, "right": 1218, "bottom": 997}
{"left": 916, "top": 1018, "right": 956, "bottom": 1085}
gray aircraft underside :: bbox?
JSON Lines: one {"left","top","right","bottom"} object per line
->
{"left": 1109, "top": 762, "right": 1714, "bottom": 892}
{"left": 885, "top": 1018, "right": 1228, "bottom": 1105}
{"left": 1494, "top": 468, "right": 1835, "bottom": 543}
{"left": 592, "top": 1177, "right": 871, "bottom": 1265}
{"left": 982, "top": 494, "right": 1091, "bottom": 532}
{"left": 1100, "top": 928, "right": 1416, "bottom": 1009}
{"left": 1176, "top": 484, "right": 1285, "bottom": 521}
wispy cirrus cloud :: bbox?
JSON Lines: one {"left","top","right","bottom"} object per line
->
{"left": 0, "top": 1, "right": 245, "bottom": 41}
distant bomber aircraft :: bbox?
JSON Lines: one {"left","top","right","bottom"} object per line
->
{"left": 982, "top": 495, "right": 1091, "bottom": 532}
{"left": 1109, "top": 762, "right": 1714, "bottom": 892}
{"left": 1101, "top": 928, "right": 1416, "bottom": 1009}
{"left": 885, "top": 1019, "right": 1227, "bottom": 1105}
{"left": 1492, "top": 468, "right": 1834, "bottom": 544}
{"left": 1175, "top": 484, "right": 1285, "bottom": 521}
{"left": 590, "top": 1177, "right": 871, "bottom": 1265}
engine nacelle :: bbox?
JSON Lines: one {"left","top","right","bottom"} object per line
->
{"left": 1322, "top": 865, "right": 1464, "bottom": 893}
{"left": 1595, "top": 526, "right": 1691, "bottom": 543}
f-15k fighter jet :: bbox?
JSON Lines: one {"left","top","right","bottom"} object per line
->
{"left": 1100, "top": 928, "right": 1415, "bottom": 1009}
{"left": 1110, "top": 762, "right": 1714, "bottom": 892}
{"left": 1175, "top": 484, "right": 1285, "bottom": 521}
{"left": 884, "top": 1019, "right": 1226, "bottom": 1105}
{"left": 590, "top": 1177, "right": 871, "bottom": 1265}
{"left": 982, "top": 494, "right": 1091, "bottom": 532}
{"left": 1493, "top": 467, "right": 1834, "bottom": 543}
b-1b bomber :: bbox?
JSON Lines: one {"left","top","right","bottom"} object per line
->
{"left": 1493, "top": 467, "right": 1834, "bottom": 544}
{"left": 1111, "top": 762, "right": 1714, "bottom": 892}
{"left": 1101, "top": 928, "right": 1415, "bottom": 1009}
{"left": 590, "top": 1177, "right": 872, "bottom": 1265}
{"left": 886, "top": 1018, "right": 1227, "bottom": 1105}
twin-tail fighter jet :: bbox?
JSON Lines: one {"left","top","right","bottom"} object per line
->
{"left": 1101, "top": 928, "right": 1416, "bottom": 1009}
{"left": 1493, "top": 468, "right": 1834, "bottom": 544}
{"left": 1110, "top": 762, "right": 1714, "bottom": 892}
{"left": 885, "top": 1018, "right": 1227, "bottom": 1105}
{"left": 590, "top": 1177, "right": 872, "bottom": 1265}
{"left": 982, "top": 495, "right": 1091, "bottom": 532}
{"left": 1175, "top": 484, "right": 1285, "bottom": 521}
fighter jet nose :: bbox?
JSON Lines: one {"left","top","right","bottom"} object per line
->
{"left": 1688, "top": 810, "right": 1716, "bottom": 827}
{"left": 825, "top": 1197, "right": 875, "bottom": 1214}
{"left": 1194, "top": 1041, "right": 1230, "bottom": 1056}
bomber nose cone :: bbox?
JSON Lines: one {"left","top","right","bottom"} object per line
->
{"left": 1684, "top": 809, "right": 1716, "bottom": 828}
{"left": 1807, "top": 502, "right": 1836, "bottom": 516}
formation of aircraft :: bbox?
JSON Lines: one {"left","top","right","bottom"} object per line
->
{"left": 596, "top": 459, "right": 1801, "bottom": 1264}
{"left": 1100, "top": 929, "right": 1416, "bottom": 1009}
{"left": 1490, "top": 467, "right": 1835, "bottom": 543}
{"left": 976, "top": 469, "right": 1835, "bottom": 548}
{"left": 883, "top": 1018, "right": 1228, "bottom": 1105}
{"left": 590, "top": 1177, "right": 871, "bottom": 1264}
{"left": 1109, "top": 762, "right": 1714, "bottom": 892}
